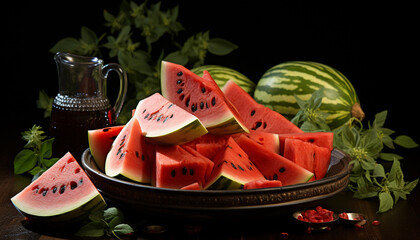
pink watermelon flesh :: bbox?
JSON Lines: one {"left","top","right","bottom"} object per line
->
{"left": 160, "top": 61, "right": 249, "bottom": 135}
{"left": 232, "top": 131, "right": 280, "bottom": 154}
{"left": 88, "top": 125, "right": 124, "bottom": 172}
{"left": 155, "top": 145, "right": 214, "bottom": 189}
{"left": 195, "top": 143, "right": 224, "bottom": 161}
{"left": 235, "top": 134, "right": 313, "bottom": 186}
{"left": 11, "top": 152, "right": 106, "bottom": 222}
{"left": 134, "top": 92, "right": 207, "bottom": 145}
{"left": 222, "top": 79, "right": 303, "bottom": 134}
{"left": 205, "top": 137, "right": 265, "bottom": 190}
{"left": 105, "top": 117, "right": 152, "bottom": 184}
{"left": 181, "top": 182, "right": 201, "bottom": 190}
{"left": 283, "top": 138, "right": 331, "bottom": 180}
{"left": 181, "top": 133, "right": 229, "bottom": 161}
{"left": 243, "top": 180, "right": 283, "bottom": 190}
{"left": 278, "top": 132, "right": 334, "bottom": 155}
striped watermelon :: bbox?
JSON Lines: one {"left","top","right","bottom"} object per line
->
{"left": 191, "top": 65, "right": 256, "bottom": 94}
{"left": 254, "top": 61, "right": 364, "bottom": 129}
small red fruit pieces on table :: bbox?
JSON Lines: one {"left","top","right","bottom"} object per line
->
{"left": 298, "top": 206, "right": 334, "bottom": 223}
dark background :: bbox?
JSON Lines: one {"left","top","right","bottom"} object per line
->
{"left": 4, "top": 1, "right": 419, "bottom": 167}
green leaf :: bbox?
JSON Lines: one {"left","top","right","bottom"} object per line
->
{"left": 41, "top": 157, "right": 59, "bottom": 168}
{"left": 164, "top": 51, "right": 188, "bottom": 66}
{"left": 49, "top": 37, "right": 80, "bottom": 53}
{"left": 81, "top": 26, "right": 98, "bottom": 44}
{"left": 14, "top": 149, "right": 37, "bottom": 175}
{"left": 378, "top": 191, "right": 394, "bottom": 213}
{"left": 208, "top": 38, "right": 238, "bottom": 56}
{"left": 372, "top": 164, "right": 386, "bottom": 178}
{"left": 403, "top": 178, "right": 419, "bottom": 193}
{"left": 394, "top": 135, "right": 419, "bottom": 148}
{"left": 103, "top": 207, "right": 124, "bottom": 223}
{"left": 36, "top": 90, "right": 53, "bottom": 118}
{"left": 75, "top": 222, "right": 105, "bottom": 237}
{"left": 113, "top": 223, "right": 134, "bottom": 236}
{"left": 373, "top": 110, "right": 388, "bottom": 128}
{"left": 39, "top": 138, "right": 54, "bottom": 159}
{"left": 380, "top": 152, "right": 403, "bottom": 161}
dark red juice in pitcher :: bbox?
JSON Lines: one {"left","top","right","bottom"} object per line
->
{"left": 50, "top": 95, "right": 116, "bottom": 159}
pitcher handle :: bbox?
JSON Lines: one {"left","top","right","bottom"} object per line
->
{"left": 102, "top": 63, "right": 128, "bottom": 121}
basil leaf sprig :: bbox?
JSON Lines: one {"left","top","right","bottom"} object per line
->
{"left": 75, "top": 207, "right": 134, "bottom": 238}
{"left": 14, "top": 125, "right": 59, "bottom": 179}
{"left": 47, "top": 1, "right": 238, "bottom": 124}
{"left": 293, "top": 90, "right": 419, "bottom": 213}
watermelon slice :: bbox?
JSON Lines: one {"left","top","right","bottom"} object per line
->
{"left": 105, "top": 117, "right": 152, "bottom": 183}
{"left": 243, "top": 180, "right": 282, "bottom": 190}
{"left": 11, "top": 152, "right": 106, "bottom": 222}
{"left": 181, "top": 182, "right": 201, "bottom": 190}
{"left": 181, "top": 133, "right": 229, "bottom": 161}
{"left": 222, "top": 79, "right": 303, "bottom": 134}
{"left": 155, "top": 145, "right": 214, "bottom": 189}
{"left": 161, "top": 61, "right": 249, "bottom": 135}
{"left": 235, "top": 134, "right": 313, "bottom": 186}
{"left": 204, "top": 137, "right": 265, "bottom": 190}
{"left": 88, "top": 125, "right": 124, "bottom": 172}
{"left": 232, "top": 131, "right": 280, "bottom": 154}
{"left": 278, "top": 132, "right": 334, "bottom": 155}
{"left": 283, "top": 138, "right": 331, "bottom": 180}
{"left": 134, "top": 93, "right": 208, "bottom": 145}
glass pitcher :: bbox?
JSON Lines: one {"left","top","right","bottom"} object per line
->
{"left": 50, "top": 52, "right": 128, "bottom": 159}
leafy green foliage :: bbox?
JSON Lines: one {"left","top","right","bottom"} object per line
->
{"left": 14, "top": 125, "right": 59, "bottom": 179}
{"left": 48, "top": 1, "right": 238, "bottom": 124}
{"left": 75, "top": 207, "right": 134, "bottom": 238}
{"left": 293, "top": 91, "right": 419, "bottom": 213}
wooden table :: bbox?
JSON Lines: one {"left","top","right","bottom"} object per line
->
{"left": 1, "top": 129, "right": 419, "bottom": 240}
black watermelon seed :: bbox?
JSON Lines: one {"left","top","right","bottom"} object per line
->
{"left": 157, "top": 115, "right": 162, "bottom": 121}
{"left": 79, "top": 178, "right": 83, "bottom": 185}
{"left": 263, "top": 122, "right": 267, "bottom": 129}
{"left": 273, "top": 174, "right": 278, "bottom": 180}
{"left": 142, "top": 154, "right": 145, "bottom": 161}
{"left": 227, "top": 145, "right": 232, "bottom": 149}
{"left": 185, "top": 98, "right": 190, "bottom": 107}
{"left": 171, "top": 170, "right": 176, "bottom": 177}
{"left": 163, "top": 116, "right": 169, "bottom": 123}
{"left": 189, "top": 168, "right": 194, "bottom": 176}
{"left": 170, "top": 114, "right": 174, "bottom": 118}
{"left": 250, "top": 110, "right": 256, "bottom": 116}
{"left": 238, "top": 165, "right": 245, "bottom": 171}
{"left": 238, "top": 153, "right": 242, "bottom": 158}
{"left": 230, "top": 162, "right": 237, "bottom": 170}
{"left": 201, "top": 87, "right": 206, "bottom": 93}
{"left": 177, "top": 79, "right": 182, "bottom": 84}
{"left": 177, "top": 71, "right": 183, "bottom": 76}
{"left": 52, "top": 186, "right": 57, "bottom": 193}
{"left": 177, "top": 88, "right": 183, "bottom": 94}
{"left": 59, "top": 185, "right": 66, "bottom": 194}
{"left": 206, "top": 102, "right": 209, "bottom": 108}
{"left": 191, "top": 104, "right": 197, "bottom": 112}
{"left": 136, "top": 151, "right": 139, "bottom": 158}
{"left": 168, "top": 103, "right": 173, "bottom": 109}
{"left": 70, "top": 181, "right": 77, "bottom": 190}
{"left": 252, "top": 121, "right": 262, "bottom": 130}
{"left": 211, "top": 97, "right": 216, "bottom": 106}
{"left": 42, "top": 189, "right": 48, "bottom": 196}
{"left": 144, "top": 113, "right": 150, "bottom": 119}
{"left": 182, "top": 167, "right": 187, "bottom": 175}
{"left": 103, "top": 128, "right": 110, "bottom": 132}
{"left": 143, "top": 109, "right": 146, "bottom": 113}
{"left": 180, "top": 94, "right": 185, "bottom": 100}
{"left": 249, "top": 161, "right": 254, "bottom": 166}
{"left": 279, "top": 167, "right": 286, "bottom": 173}
{"left": 309, "top": 139, "right": 315, "bottom": 143}
{"left": 248, "top": 166, "right": 253, "bottom": 171}
{"left": 200, "top": 102, "right": 204, "bottom": 109}
{"left": 119, "top": 152, "right": 125, "bottom": 159}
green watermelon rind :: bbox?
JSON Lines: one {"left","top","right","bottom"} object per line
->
{"left": 205, "top": 175, "right": 244, "bottom": 190}
{"left": 191, "top": 65, "right": 256, "bottom": 94}
{"left": 254, "top": 61, "right": 362, "bottom": 129}
{"left": 11, "top": 193, "right": 106, "bottom": 223}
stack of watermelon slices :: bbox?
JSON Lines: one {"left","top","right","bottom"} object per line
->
{"left": 88, "top": 61, "right": 334, "bottom": 190}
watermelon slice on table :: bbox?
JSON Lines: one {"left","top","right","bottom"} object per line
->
{"left": 11, "top": 152, "right": 106, "bottom": 223}
{"left": 283, "top": 138, "right": 331, "bottom": 180}
{"left": 235, "top": 134, "right": 313, "bottom": 186}
{"left": 155, "top": 145, "right": 214, "bottom": 189}
{"left": 278, "top": 132, "right": 334, "bottom": 155}
{"left": 204, "top": 137, "right": 265, "bottom": 190}
{"left": 105, "top": 117, "right": 152, "bottom": 184}
{"left": 222, "top": 79, "right": 303, "bottom": 134}
{"left": 88, "top": 125, "right": 124, "bottom": 172}
{"left": 161, "top": 61, "right": 249, "bottom": 135}
{"left": 243, "top": 180, "right": 283, "bottom": 190}
{"left": 134, "top": 92, "right": 208, "bottom": 145}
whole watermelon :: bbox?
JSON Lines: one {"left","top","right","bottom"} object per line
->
{"left": 254, "top": 61, "right": 364, "bottom": 129}
{"left": 191, "top": 65, "right": 255, "bottom": 94}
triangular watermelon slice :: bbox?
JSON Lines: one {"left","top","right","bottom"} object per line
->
{"left": 11, "top": 152, "right": 106, "bottom": 222}
{"left": 235, "top": 134, "right": 313, "bottom": 186}
{"left": 278, "top": 132, "right": 334, "bottom": 155}
{"left": 161, "top": 61, "right": 249, "bottom": 135}
{"left": 222, "top": 79, "right": 303, "bottom": 134}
